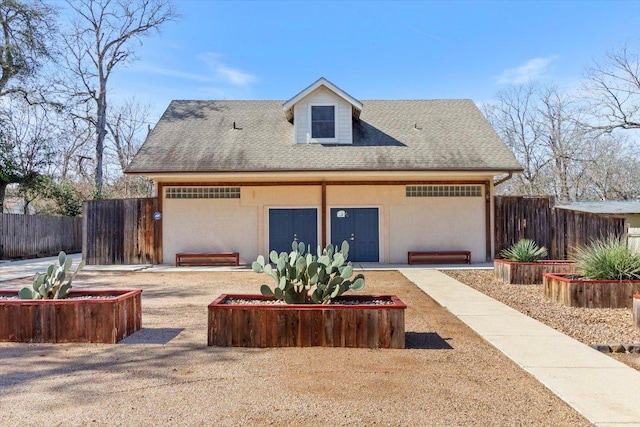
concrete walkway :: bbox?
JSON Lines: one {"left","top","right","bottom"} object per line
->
{"left": 0, "top": 253, "right": 145, "bottom": 282}
{"left": 2, "top": 257, "right": 639, "bottom": 425}
{"left": 401, "top": 269, "right": 640, "bottom": 427}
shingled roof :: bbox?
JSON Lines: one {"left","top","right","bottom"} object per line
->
{"left": 126, "top": 98, "right": 522, "bottom": 174}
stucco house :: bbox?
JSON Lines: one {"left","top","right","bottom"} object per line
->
{"left": 126, "top": 77, "right": 522, "bottom": 264}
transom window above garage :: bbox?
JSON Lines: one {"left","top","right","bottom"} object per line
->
{"left": 310, "top": 105, "right": 336, "bottom": 140}
{"left": 406, "top": 185, "right": 482, "bottom": 197}
{"left": 165, "top": 187, "right": 240, "bottom": 199}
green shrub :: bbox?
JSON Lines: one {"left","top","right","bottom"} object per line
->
{"left": 575, "top": 237, "right": 640, "bottom": 280}
{"left": 500, "top": 239, "right": 548, "bottom": 262}
{"left": 18, "top": 251, "right": 85, "bottom": 299}
{"left": 252, "top": 240, "right": 365, "bottom": 304}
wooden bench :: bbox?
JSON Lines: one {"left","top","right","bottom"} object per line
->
{"left": 408, "top": 251, "right": 471, "bottom": 265}
{"left": 175, "top": 252, "right": 239, "bottom": 267}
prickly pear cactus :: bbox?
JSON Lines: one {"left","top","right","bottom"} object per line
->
{"left": 252, "top": 240, "right": 365, "bottom": 304}
{"left": 18, "top": 251, "right": 85, "bottom": 299}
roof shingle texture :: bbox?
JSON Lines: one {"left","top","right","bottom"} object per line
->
{"left": 126, "top": 99, "right": 522, "bottom": 173}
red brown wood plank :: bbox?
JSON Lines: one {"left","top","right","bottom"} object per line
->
{"left": 378, "top": 308, "right": 391, "bottom": 348}
{"left": 298, "top": 310, "right": 312, "bottom": 347}
{"left": 389, "top": 310, "right": 405, "bottom": 349}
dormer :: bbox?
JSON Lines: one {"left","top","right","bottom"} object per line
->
{"left": 283, "top": 77, "right": 363, "bottom": 144}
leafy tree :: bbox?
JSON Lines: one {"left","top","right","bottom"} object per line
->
{"left": 0, "top": 0, "right": 57, "bottom": 101}
{"left": 0, "top": 139, "right": 21, "bottom": 212}
{"left": 0, "top": 0, "right": 58, "bottom": 211}
{"left": 0, "top": 98, "right": 54, "bottom": 212}
{"left": 43, "top": 177, "right": 84, "bottom": 216}
{"left": 62, "top": 0, "right": 178, "bottom": 199}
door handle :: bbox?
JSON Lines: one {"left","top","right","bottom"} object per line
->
{"left": 350, "top": 233, "right": 355, "bottom": 241}
{"left": 293, "top": 233, "right": 298, "bottom": 242}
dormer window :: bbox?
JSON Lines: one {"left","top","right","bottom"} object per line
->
{"left": 283, "top": 78, "right": 362, "bottom": 144}
{"left": 310, "top": 104, "right": 337, "bottom": 142}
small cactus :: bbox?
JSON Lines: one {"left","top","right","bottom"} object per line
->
{"left": 19, "top": 251, "right": 85, "bottom": 299}
{"left": 252, "top": 240, "right": 365, "bottom": 304}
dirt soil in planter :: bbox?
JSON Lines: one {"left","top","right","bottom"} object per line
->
{"left": 0, "top": 271, "right": 591, "bottom": 426}
{"left": 445, "top": 269, "right": 640, "bottom": 371}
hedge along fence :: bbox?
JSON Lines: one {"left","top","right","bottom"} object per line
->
{"left": 494, "top": 196, "right": 628, "bottom": 260}
{"left": 0, "top": 213, "right": 82, "bottom": 259}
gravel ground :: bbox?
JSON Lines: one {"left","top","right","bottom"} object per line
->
{"left": 443, "top": 269, "right": 640, "bottom": 371}
{"left": 0, "top": 270, "right": 591, "bottom": 426}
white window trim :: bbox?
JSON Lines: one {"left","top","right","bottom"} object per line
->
{"left": 307, "top": 103, "right": 338, "bottom": 143}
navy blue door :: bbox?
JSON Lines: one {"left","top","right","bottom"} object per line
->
{"left": 330, "top": 208, "right": 379, "bottom": 262}
{"left": 269, "top": 209, "right": 317, "bottom": 255}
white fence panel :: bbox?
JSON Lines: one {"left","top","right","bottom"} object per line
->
{"left": 629, "top": 228, "right": 640, "bottom": 254}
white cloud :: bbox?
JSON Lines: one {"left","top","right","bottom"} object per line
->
{"left": 197, "top": 52, "right": 256, "bottom": 86}
{"left": 130, "top": 64, "right": 216, "bottom": 83}
{"left": 131, "top": 52, "right": 256, "bottom": 87}
{"left": 496, "top": 56, "right": 558, "bottom": 84}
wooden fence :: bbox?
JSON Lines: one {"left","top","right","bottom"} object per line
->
{"left": 83, "top": 198, "right": 160, "bottom": 265}
{"left": 494, "top": 196, "right": 628, "bottom": 259}
{"left": 0, "top": 213, "right": 82, "bottom": 259}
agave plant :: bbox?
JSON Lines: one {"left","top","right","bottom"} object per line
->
{"left": 500, "top": 239, "right": 548, "bottom": 262}
{"left": 252, "top": 240, "right": 365, "bottom": 304}
{"left": 574, "top": 237, "right": 640, "bottom": 280}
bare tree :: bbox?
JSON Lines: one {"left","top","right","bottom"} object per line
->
{"left": 483, "top": 84, "right": 551, "bottom": 195}
{"left": 583, "top": 43, "right": 640, "bottom": 131}
{"left": 580, "top": 134, "right": 640, "bottom": 200}
{"left": 538, "top": 87, "right": 590, "bottom": 201}
{"left": 106, "top": 98, "right": 150, "bottom": 172}
{"left": 63, "top": 0, "right": 177, "bottom": 198}
{"left": 105, "top": 97, "right": 153, "bottom": 197}
{"left": 484, "top": 84, "right": 637, "bottom": 201}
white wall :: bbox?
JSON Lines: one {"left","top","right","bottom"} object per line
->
{"left": 390, "top": 195, "right": 486, "bottom": 263}
{"left": 161, "top": 183, "right": 489, "bottom": 264}
{"left": 162, "top": 197, "right": 258, "bottom": 264}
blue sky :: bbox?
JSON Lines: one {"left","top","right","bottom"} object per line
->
{"left": 107, "top": 0, "right": 640, "bottom": 123}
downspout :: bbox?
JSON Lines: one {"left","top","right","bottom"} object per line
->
{"left": 493, "top": 172, "right": 513, "bottom": 188}
{"left": 488, "top": 172, "right": 513, "bottom": 262}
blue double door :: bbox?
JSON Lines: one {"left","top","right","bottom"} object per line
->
{"left": 269, "top": 207, "right": 379, "bottom": 262}
{"left": 330, "top": 208, "right": 379, "bottom": 262}
{"left": 269, "top": 209, "right": 318, "bottom": 255}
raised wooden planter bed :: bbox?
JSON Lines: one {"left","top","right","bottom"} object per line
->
{"left": 543, "top": 273, "right": 640, "bottom": 308}
{"left": 208, "top": 294, "right": 406, "bottom": 348}
{"left": 494, "top": 259, "right": 577, "bottom": 284}
{"left": 0, "top": 289, "right": 142, "bottom": 343}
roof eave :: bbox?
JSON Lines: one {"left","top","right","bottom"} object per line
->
{"left": 125, "top": 167, "right": 524, "bottom": 176}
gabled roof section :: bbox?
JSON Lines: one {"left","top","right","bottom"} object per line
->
{"left": 126, "top": 99, "right": 524, "bottom": 175}
{"left": 282, "top": 77, "right": 363, "bottom": 122}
